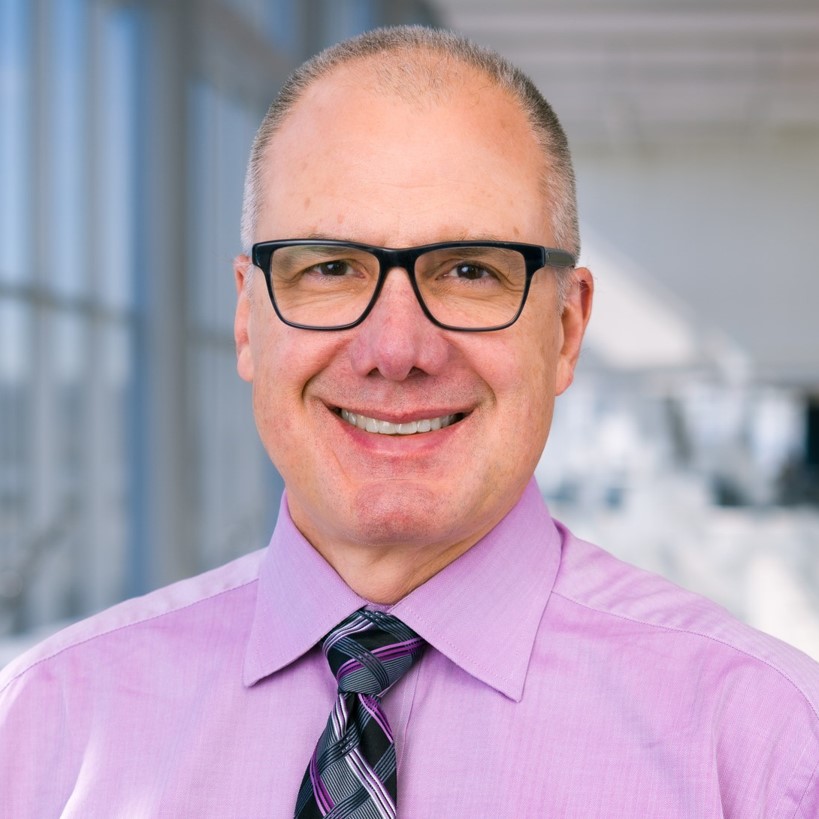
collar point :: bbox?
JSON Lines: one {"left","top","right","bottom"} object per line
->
{"left": 496, "top": 679, "right": 525, "bottom": 703}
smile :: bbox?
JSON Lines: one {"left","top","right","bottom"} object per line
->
{"left": 338, "top": 408, "right": 464, "bottom": 435}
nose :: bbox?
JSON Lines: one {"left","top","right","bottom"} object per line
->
{"left": 347, "top": 267, "right": 451, "bottom": 381}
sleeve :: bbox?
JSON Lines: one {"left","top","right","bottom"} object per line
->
{"left": 792, "top": 748, "right": 819, "bottom": 819}
{"left": 0, "top": 660, "right": 78, "bottom": 817}
{"left": 710, "top": 650, "right": 819, "bottom": 819}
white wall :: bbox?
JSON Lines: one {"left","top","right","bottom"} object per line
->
{"left": 573, "top": 136, "right": 819, "bottom": 385}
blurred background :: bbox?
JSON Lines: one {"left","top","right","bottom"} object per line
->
{"left": 1, "top": 0, "right": 818, "bottom": 664}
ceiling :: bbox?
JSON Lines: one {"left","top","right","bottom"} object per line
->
{"left": 435, "top": 0, "right": 819, "bottom": 146}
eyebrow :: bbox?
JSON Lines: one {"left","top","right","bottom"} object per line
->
{"left": 448, "top": 231, "right": 513, "bottom": 244}
{"left": 294, "top": 233, "right": 355, "bottom": 241}
{"left": 275, "top": 232, "right": 518, "bottom": 247}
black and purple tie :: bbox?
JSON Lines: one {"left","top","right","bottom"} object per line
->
{"left": 294, "top": 609, "right": 426, "bottom": 819}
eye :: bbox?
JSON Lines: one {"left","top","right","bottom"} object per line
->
{"left": 313, "top": 260, "right": 353, "bottom": 277}
{"left": 451, "top": 263, "right": 494, "bottom": 281}
{"left": 437, "top": 260, "right": 504, "bottom": 285}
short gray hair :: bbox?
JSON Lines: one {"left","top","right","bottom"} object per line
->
{"left": 240, "top": 26, "right": 579, "bottom": 297}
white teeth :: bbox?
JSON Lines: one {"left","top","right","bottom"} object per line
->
{"left": 339, "top": 408, "right": 459, "bottom": 436}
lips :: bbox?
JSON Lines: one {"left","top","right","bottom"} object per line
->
{"left": 338, "top": 408, "right": 464, "bottom": 435}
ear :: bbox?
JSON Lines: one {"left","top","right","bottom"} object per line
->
{"left": 555, "top": 267, "right": 594, "bottom": 395}
{"left": 233, "top": 254, "right": 255, "bottom": 382}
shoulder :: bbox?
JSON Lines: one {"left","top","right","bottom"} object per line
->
{"left": 547, "top": 523, "right": 819, "bottom": 816}
{"left": 552, "top": 522, "right": 819, "bottom": 704}
{"left": 0, "top": 548, "right": 264, "bottom": 694}
{"left": 0, "top": 550, "right": 265, "bottom": 815}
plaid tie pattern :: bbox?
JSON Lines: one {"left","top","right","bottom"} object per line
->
{"left": 295, "top": 609, "right": 426, "bottom": 819}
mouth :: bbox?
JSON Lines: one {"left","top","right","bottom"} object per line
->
{"left": 336, "top": 407, "right": 466, "bottom": 436}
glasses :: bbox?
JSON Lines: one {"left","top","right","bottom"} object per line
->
{"left": 251, "top": 239, "right": 576, "bottom": 332}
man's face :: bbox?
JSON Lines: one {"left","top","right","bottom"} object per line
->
{"left": 234, "top": 63, "right": 591, "bottom": 575}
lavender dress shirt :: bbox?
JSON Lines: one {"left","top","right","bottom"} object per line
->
{"left": 1, "top": 479, "right": 818, "bottom": 817}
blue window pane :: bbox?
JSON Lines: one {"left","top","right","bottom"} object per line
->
{"left": 320, "top": 0, "right": 377, "bottom": 47}
{"left": 269, "top": 0, "right": 299, "bottom": 50}
{"left": 188, "top": 80, "right": 218, "bottom": 328}
{"left": 97, "top": 4, "right": 138, "bottom": 310}
{"left": 224, "top": 0, "right": 264, "bottom": 30}
{"left": 188, "top": 80, "right": 257, "bottom": 332}
{"left": 0, "top": 298, "right": 28, "bottom": 386}
{"left": 0, "top": 299, "right": 31, "bottom": 562}
{"left": 222, "top": 0, "right": 297, "bottom": 50}
{"left": 0, "top": 0, "right": 31, "bottom": 283}
{"left": 48, "top": 0, "right": 88, "bottom": 297}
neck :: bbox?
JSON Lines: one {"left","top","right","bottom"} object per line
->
{"left": 288, "top": 504, "right": 501, "bottom": 604}
{"left": 311, "top": 538, "right": 480, "bottom": 604}
{"left": 284, "top": 488, "right": 526, "bottom": 604}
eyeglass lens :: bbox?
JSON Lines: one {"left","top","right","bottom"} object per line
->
{"left": 267, "top": 244, "right": 529, "bottom": 330}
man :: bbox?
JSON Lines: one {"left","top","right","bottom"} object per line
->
{"left": 1, "top": 26, "right": 817, "bottom": 818}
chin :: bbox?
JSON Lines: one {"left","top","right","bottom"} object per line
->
{"left": 347, "top": 482, "right": 462, "bottom": 549}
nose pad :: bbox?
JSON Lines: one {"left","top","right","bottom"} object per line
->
{"left": 348, "top": 268, "right": 449, "bottom": 381}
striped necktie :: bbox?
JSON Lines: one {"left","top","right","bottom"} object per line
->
{"left": 295, "top": 609, "right": 426, "bottom": 819}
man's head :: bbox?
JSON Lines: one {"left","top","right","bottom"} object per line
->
{"left": 233, "top": 26, "right": 593, "bottom": 601}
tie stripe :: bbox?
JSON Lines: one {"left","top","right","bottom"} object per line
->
{"left": 295, "top": 610, "right": 426, "bottom": 819}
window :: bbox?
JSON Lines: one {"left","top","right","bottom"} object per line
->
{"left": 0, "top": 0, "right": 440, "bottom": 646}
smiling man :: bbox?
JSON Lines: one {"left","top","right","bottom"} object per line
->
{"left": 233, "top": 37, "right": 590, "bottom": 608}
{"left": 2, "top": 26, "right": 818, "bottom": 819}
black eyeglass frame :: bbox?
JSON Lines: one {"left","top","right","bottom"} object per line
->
{"left": 251, "top": 239, "right": 576, "bottom": 332}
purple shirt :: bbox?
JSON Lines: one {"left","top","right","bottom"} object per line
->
{"left": 2, "top": 479, "right": 818, "bottom": 817}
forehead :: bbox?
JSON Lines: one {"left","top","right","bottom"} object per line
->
{"left": 258, "top": 59, "right": 550, "bottom": 246}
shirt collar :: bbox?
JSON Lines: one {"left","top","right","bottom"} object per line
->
{"left": 391, "top": 479, "right": 561, "bottom": 701}
{"left": 243, "top": 497, "right": 367, "bottom": 687}
{"left": 244, "top": 478, "right": 562, "bottom": 702}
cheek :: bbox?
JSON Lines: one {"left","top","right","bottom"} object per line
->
{"left": 247, "top": 324, "right": 305, "bottom": 450}
{"left": 247, "top": 320, "right": 343, "bottom": 447}
{"left": 491, "top": 328, "right": 560, "bottom": 442}
{"left": 250, "top": 374, "right": 289, "bottom": 468}
{"left": 482, "top": 324, "right": 559, "bottom": 402}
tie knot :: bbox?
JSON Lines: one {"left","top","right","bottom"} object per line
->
{"left": 323, "top": 609, "right": 426, "bottom": 696}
